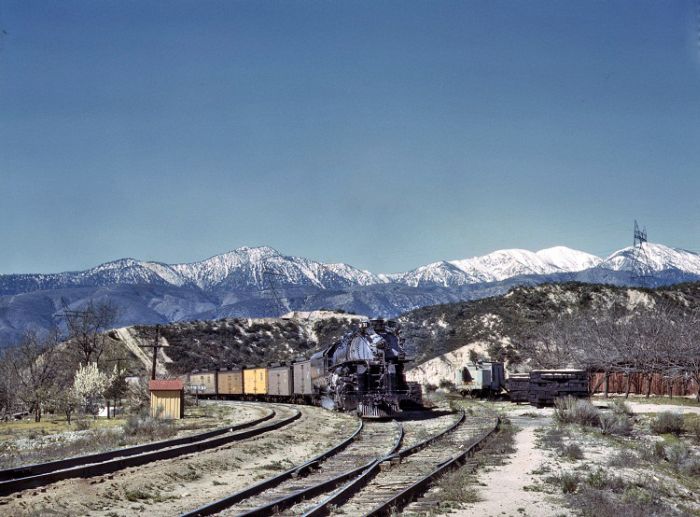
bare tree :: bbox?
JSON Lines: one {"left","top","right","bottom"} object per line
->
{"left": 0, "top": 347, "right": 19, "bottom": 420}
{"left": 62, "top": 300, "right": 118, "bottom": 367}
{"left": 517, "top": 314, "right": 585, "bottom": 369}
{"left": 669, "top": 308, "right": 700, "bottom": 402}
{"left": 8, "top": 331, "right": 61, "bottom": 422}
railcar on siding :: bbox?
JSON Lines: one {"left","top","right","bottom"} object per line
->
{"left": 218, "top": 368, "right": 244, "bottom": 396}
{"left": 268, "top": 364, "right": 293, "bottom": 398}
{"left": 190, "top": 370, "right": 218, "bottom": 396}
{"left": 505, "top": 369, "right": 589, "bottom": 406}
{"left": 243, "top": 367, "right": 268, "bottom": 396}
{"left": 293, "top": 359, "right": 313, "bottom": 400}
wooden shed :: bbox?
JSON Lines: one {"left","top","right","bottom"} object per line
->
{"left": 149, "top": 379, "right": 185, "bottom": 419}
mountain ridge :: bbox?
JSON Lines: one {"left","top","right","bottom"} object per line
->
{"left": 1, "top": 242, "right": 699, "bottom": 346}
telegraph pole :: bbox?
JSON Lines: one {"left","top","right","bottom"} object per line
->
{"left": 138, "top": 324, "right": 162, "bottom": 380}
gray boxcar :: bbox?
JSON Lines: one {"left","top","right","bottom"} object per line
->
{"left": 268, "top": 364, "right": 293, "bottom": 397}
{"left": 189, "top": 370, "right": 218, "bottom": 396}
{"left": 293, "top": 360, "right": 313, "bottom": 396}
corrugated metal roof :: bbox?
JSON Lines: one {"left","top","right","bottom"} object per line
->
{"left": 149, "top": 379, "right": 184, "bottom": 391}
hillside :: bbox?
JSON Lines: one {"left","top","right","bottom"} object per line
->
{"left": 108, "top": 282, "right": 700, "bottom": 383}
{"left": 400, "top": 281, "right": 700, "bottom": 385}
{"left": 124, "top": 311, "right": 363, "bottom": 374}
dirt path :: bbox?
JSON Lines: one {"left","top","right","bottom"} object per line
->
{"left": 622, "top": 401, "right": 700, "bottom": 415}
{"left": 452, "top": 412, "right": 567, "bottom": 517}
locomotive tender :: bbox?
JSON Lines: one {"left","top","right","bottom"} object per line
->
{"left": 188, "top": 319, "right": 421, "bottom": 418}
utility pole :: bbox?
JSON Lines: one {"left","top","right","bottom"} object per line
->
{"left": 138, "top": 324, "right": 162, "bottom": 380}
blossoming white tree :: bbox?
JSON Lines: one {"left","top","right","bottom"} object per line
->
{"left": 73, "top": 363, "right": 108, "bottom": 418}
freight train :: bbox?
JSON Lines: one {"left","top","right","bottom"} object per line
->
{"left": 188, "top": 319, "right": 422, "bottom": 418}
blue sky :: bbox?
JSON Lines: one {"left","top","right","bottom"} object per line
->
{"left": 1, "top": 1, "right": 699, "bottom": 274}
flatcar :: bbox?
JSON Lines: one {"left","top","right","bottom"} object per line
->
{"left": 507, "top": 369, "right": 589, "bottom": 407}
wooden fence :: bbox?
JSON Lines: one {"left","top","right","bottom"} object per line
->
{"left": 589, "top": 371, "right": 699, "bottom": 397}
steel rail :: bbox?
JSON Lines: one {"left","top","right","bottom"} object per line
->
{"left": 223, "top": 420, "right": 404, "bottom": 517}
{"left": 181, "top": 418, "right": 364, "bottom": 517}
{"left": 0, "top": 407, "right": 301, "bottom": 497}
{"left": 0, "top": 403, "right": 275, "bottom": 482}
{"left": 391, "top": 411, "right": 465, "bottom": 460}
{"left": 300, "top": 414, "right": 469, "bottom": 517}
{"left": 363, "top": 415, "right": 500, "bottom": 517}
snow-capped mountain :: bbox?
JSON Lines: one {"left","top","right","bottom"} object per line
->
{"left": 0, "top": 242, "right": 698, "bottom": 346}
{"left": 0, "top": 246, "right": 383, "bottom": 295}
{"left": 170, "top": 246, "right": 384, "bottom": 290}
{"left": 399, "top": 247, "right": 602, "bottom": 288}
{"left": 599, "top": 243, "right": 700, "bottom": 275}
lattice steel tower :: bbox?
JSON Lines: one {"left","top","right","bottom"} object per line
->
{"left": 631, "top": 220, "right": 652, "bottom": 287}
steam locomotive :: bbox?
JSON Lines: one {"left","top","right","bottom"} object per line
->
{"left": 188, "top": 319, "right": 422, "bottom": 418}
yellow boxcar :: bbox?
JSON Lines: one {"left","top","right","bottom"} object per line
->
{"left": 218, "top": 369, "right": 244, "bottom": 395}
{"left": 243, "top": 367, "right": 268, "bottom": 395}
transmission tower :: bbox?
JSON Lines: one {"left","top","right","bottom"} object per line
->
{"left": 631, "top": 220, "right": 652, "bottom": 287}
{"left": 261, "top": 263, "right": 289, "bottom": 317}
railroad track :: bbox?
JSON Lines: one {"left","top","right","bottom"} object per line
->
{"left": 184, "top": 419, "right": 403, "bottom": 517}
{"left": 0, "top": 402, "right": 301, "bottom": 498}
{"left": 319, "top": 410, "right": 498, "bottom": 516}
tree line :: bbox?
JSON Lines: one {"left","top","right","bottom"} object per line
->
{"left": 516, "top": 302, "right": 700, "bottom": 400}
{"left": 0, "top": 301, "right": 147, "bottom": 422}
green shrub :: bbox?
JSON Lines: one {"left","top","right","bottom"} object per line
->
{"left": 650, "top": 411, "right": 684, "bottom": 435}
{"left": 680, "top": 456, "right": 700, "bottom": 476}
{"left": 685, "top": 418, "right": 700, "bottom": 443}
{"left": 74, "top": 419, "right": 92, "bottom": 431}
{"left": 585, "top": 468, "right": 625, "bottom": 492}
{"left": 610, "top": 399, "right": 633, "bottom": 417}
{"left": 665, "top": 442, "right": 690, "bottom": 468}
{"left": 554, "top": 397, "right": 600, "bottom": 427}
{"left": 608, "top": 450, "right": 640, "bottom": 468}
{"left": 123, "top": 413, "right": 176, "bottom": 441}
{"left": 559, "top": 471, "right": 580, "bottom": 493}
{"left": 561, "top": 443, "right": 584, "bottom": 461}
{"left": 622, "top": 486, "right": 654, "bottom": 505}
{"left": 541, "top": 427, "right": 567, "bottom": 449}
{"left": 599, "top": 413, "right": 633, "bottom": 436}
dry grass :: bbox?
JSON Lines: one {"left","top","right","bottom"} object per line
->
{"left": 650, "top": 411, "right": 685, "bottom": 435}
{"left": 554, "top": 397, "right": 601, "bottom": 427}
{"left": 432, "top": 416, "right": 516, "bottom": 510}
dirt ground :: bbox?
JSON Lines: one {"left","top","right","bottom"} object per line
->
{"left": 0, "top": 403, "right": 357, "bottom": 517}
{"left": 451, "top": 408, "right": 568, "bottom": 517}
{"left": 443, "top": 398, "right": 700, "bottom": 517}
